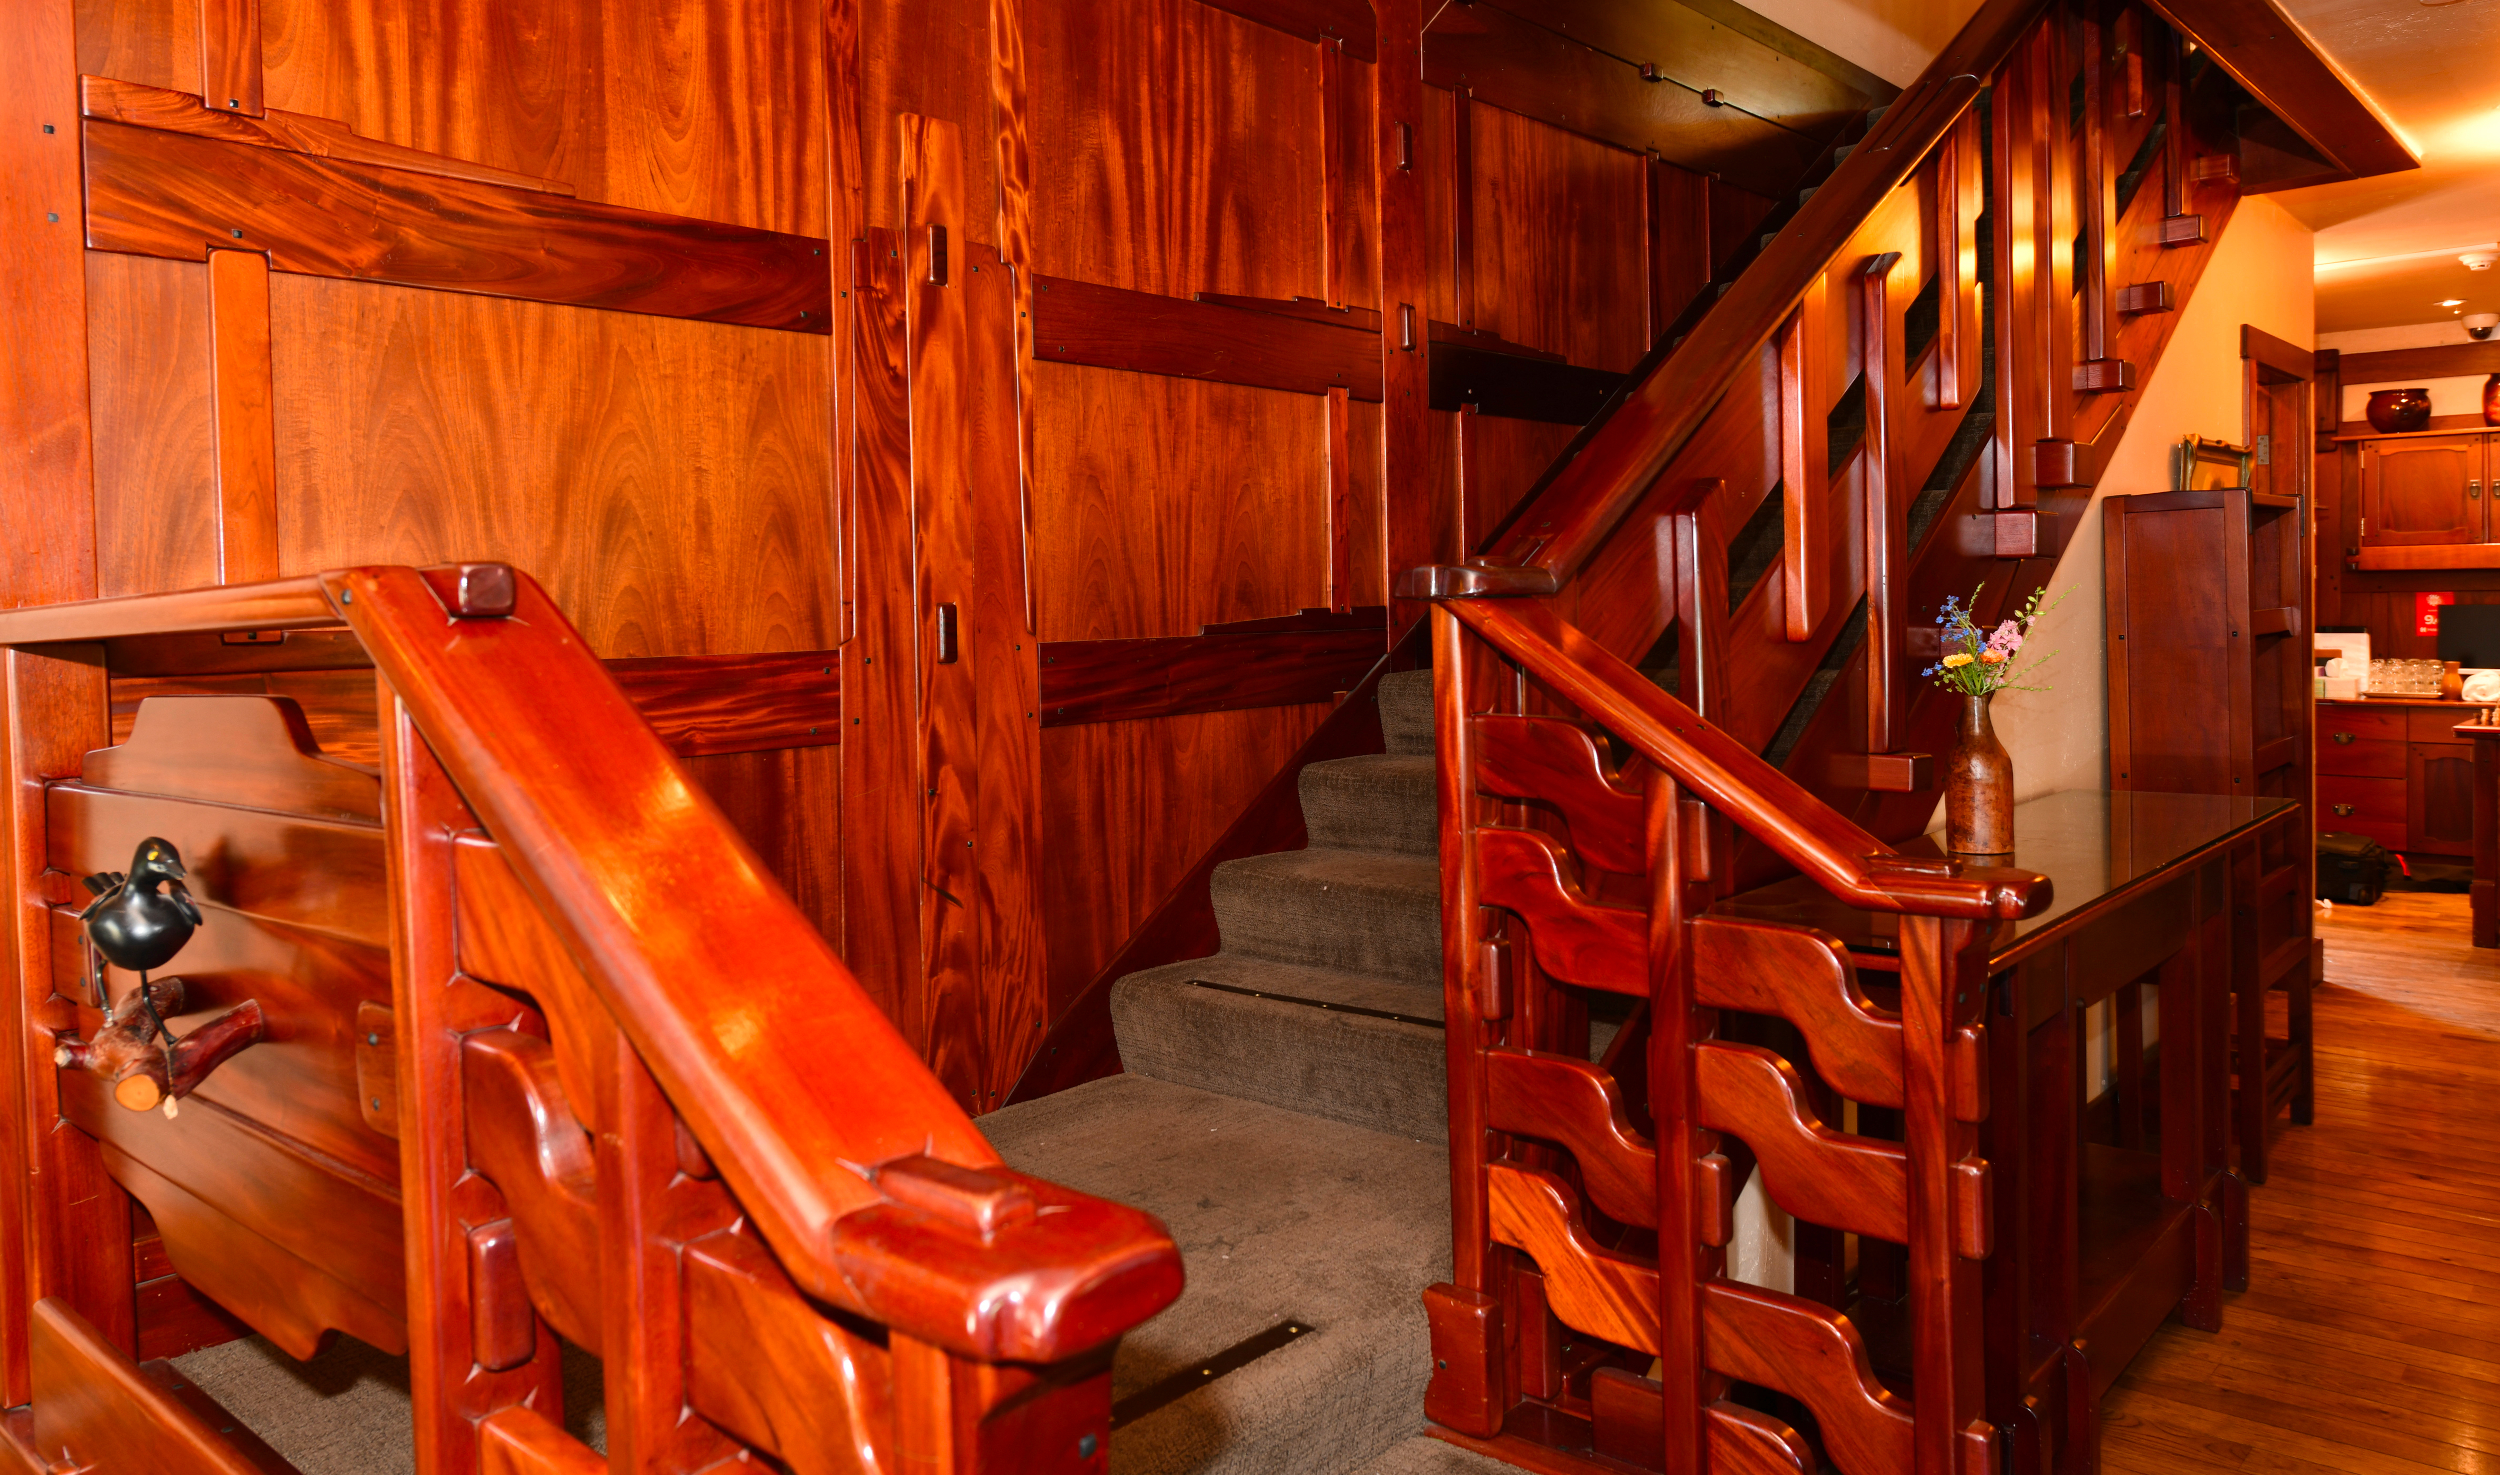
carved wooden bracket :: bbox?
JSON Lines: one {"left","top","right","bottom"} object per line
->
{"left": 53, "top": 978, "right": 265, "bottom": 1117}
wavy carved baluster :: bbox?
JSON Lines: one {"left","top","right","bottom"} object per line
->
{"left": 1472, "top": 715, "right": 1645, "bottom": 875}
{"left": 1475, "top": 827, "right": 1646, "bottom": 994}
{"left": 1484, "top": 1048, "right": 1657, "bottom": 1229}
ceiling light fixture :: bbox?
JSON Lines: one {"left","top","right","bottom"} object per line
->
{"left": 2465, "top": 251, "right": 2499, "bottom": 272}
{"left": 2441, "top": 299, "right": 2467, "bottom": 307}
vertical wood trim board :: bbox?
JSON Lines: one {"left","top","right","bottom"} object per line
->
{"left": 196, "top": 0, "right": 263, "bottom": 117}
{"left": 204, "top": 248, "right": 278, "bottom": 584}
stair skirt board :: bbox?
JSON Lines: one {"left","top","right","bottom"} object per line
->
{"left": 985, "top": 1074, "right": 1450, "bottom": 1475}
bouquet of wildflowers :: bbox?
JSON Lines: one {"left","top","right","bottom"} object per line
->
{"left": 1925, "top": 584, "right": 2058, "bottom": 696}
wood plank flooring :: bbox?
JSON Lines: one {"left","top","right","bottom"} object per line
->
{"left": 2103, "top": 891, "right": 2500, "bottom": 1474}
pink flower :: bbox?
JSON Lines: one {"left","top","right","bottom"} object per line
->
{"left": 1986, "top": 620, "right": 2023, "bottom": 655}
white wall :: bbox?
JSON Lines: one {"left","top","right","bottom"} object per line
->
{"left": 1984, "top": 195, "right": 2318, "bottom": 804}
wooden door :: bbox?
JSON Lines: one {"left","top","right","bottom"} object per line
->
{"left": 2360, "top": 436, "right": 2484, "bottom": 546}
{"left": 2409, "top": 741, "right": 2477, "bottom": 857}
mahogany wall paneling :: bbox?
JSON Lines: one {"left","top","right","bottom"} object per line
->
{"left": 1322, "top": 49, "right": 1379, "bottom": 311}
{"left": 74, "top": 0, "right": 202, "bottom": 94}
{"left": 1465, "top": 105, "right": 1649, "bottom": 374}
{"left": 270, "top": 277, "right": 835, "bottom": 658}
{"left": 841, "top": 227, "right": 920, "bottom": 1034}
{"left": 858, "top": 0, "right": 995, "bottom": 236}
{"left": 261, "top": 0, "right": 829, "bottom": 235}
{"left": 902, "top": 115, "right": 984, "bottom": 1104}
{"left": 987, "top": 0, "right": 1039, "bottom": 640}
{"left": 967, "top": 238, "right": 1049, "bottom": 1103}
{"left": 81, "top": 118, "right": 832, "bottom": 332}
{"left": 206, "top": 248, "right": 279, "bottom": 584}
{"left": 86, "top": 253, "right": 218, "bottom": 598}
{"left": 1417, "top": 85, "right": 1456, "bottom": 327}
{"left": 1651, "top": 161, "right": 1712, "bottom": 339}
{"left": 0, "top": 646, "right": 124, "bottom": 1403}
{"left": 1036, "top": 702, "right": 1332, "bottom": 1007}
{"left": 1379, "top": 0, "right": 1438, "bottom": 643}
{"left": 199, "top": 0, "right": 263, "bottom": 117}
{"left": 1024, "top": 0, "right": 1329, "bottom": 301}
{"left": 1029, "top": 361, "right": 1327, "bottom": 640}
{"left": 1468, "top": 0, "right": 1892, "bottom": 137}
{"left": 1, "top": 0, "right": 99, "bottom": 622}
{"left": 681, "top": 747, "right": 844, "bottom": 951}
{"left": 1421, "top": 2, "right": 1819, "bottom": 183}
{"left": 1344, "top": 398, "right": 1389, "bottom": 608}
{"left": 1462, "top": 415, "right": 1582, "bottom": 553}
{"left": 1705, "top": 177, "right": 1777, "bottom": 281}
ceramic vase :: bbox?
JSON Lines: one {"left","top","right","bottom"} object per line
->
{"left": 2365, "top": 387, "right": 2432, "bottom": 434}
{"left": 1946, "top": 692, "right": 2013, "bottom": 857}
{"left": 2482, "top": 373, "right": 2499, "bottom": 428}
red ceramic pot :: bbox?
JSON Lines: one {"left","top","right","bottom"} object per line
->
{"left": 2366, "top": 387, "right": 2432, "bottom": 434}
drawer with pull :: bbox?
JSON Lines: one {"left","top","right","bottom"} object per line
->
{"left": 2316, "top": 705, "right": 2406, "bottom": 749}
{"left": 2315, "top": 733, "right": 2405, "bottom": 778}
{"left": 2317, "top": 774, "right": 2405, "bottom": 847}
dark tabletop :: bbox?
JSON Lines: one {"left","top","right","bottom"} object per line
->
{"left": 1718, "top": 789, "right": 2298, "bottom": 963}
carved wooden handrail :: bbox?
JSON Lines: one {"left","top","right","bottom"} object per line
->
{"left": 0, "top": 567, "right": 1184, "bottom": 1367}
{"left": 1440, "top": 598, "right": 2049, "bottom": 922}
{"left": 1462, "top": 0, "right": 2052, "bottom": 593}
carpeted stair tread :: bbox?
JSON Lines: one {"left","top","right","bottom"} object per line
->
{"left": 983, "top": 1074, "right": 1449, "bottom": 1475}
{"left": 166, "top": 1335, "right": 607, "bottom": 1475}
{"left": 1377, "top": 670, "right": 1435, "bottom": 757}
{"left": 1301, "top": 754, "right": 1437, "bottom": 856}
{"left": 1112, "top": 955, "right": 1447, "bottom": 1140}
{"left": 1350, "top": 1436, "right": 1525, "bottom": 1475}
{"left": 1210, "top": 848, "right": 1440, "bottom": 986}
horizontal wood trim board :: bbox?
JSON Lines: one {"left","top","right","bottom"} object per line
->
{"left": 606, "top": 652, "right": 843, "bottom": 756}
{"left": 82, "top": 75, "right": 575, "bottom": 195}
{"left": 1035, "top": 276, "right": 1611, "bottom": 422}
{"left": 2335, "top": 341, "right": 2500, "bottom": 387}
{"left": 82, "top": 118, "right": 832, "bottom": 332}
{"left": 1197, "top": 0, "right": 1379, "bottom": 62}
{"left": 1038, "top": 627, "right": 1386, "bottom": 726}
{"left": 1032, "top": 275, "right": 1384, "bottom": 401}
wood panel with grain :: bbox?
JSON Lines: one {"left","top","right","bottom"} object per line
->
{"left": 1036, "top": 702, "right": 1332, "bottom": 1002}
{"left": 1025, "top": 0, "right": 1327, "bottom": 301}
{"left": 75, "top": 0, "right": 202, "bottom": 94}
{"left": 270, "top": 275, "right": 835, "bottom": 658}
{"left": 260, "top": 0, "right": 828, "bottom": 234}
{"left": 1030, "top": 275, "right": 1383, "bottom": 400}
{"left": 1485, "top": 1163, "right": 1661, "bottom": 1354}
{"left": 1483, "top": 1049, "right": 1656, "bottom": 1229}
{"left": 1474, "top": 826, "right": 1646, "bottom": 993}
{"left": 1029, "top": 359, "right": 1327, "bottom": 641}
{"left": 1472, "top": 714, "right": 1644, "bottom": 875}
{"left": 82, "top": 119, "right": 832, "bottom": 332}
{"left": 1466, "top": 104, "right": 1650, "bottom": 374}
{"left": 1037, "top": 625, "right": 1382, "bottom": 726}
{"left": 86, "top": 252, "right": 218, "bottom": 597}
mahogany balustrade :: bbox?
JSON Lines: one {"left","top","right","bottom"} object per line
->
{"left": 0, "top": 565, "right": 1182, "bottom": 1474}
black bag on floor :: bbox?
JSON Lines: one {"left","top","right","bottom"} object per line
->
{"left": 2316, "top": 832, "right": 2393, "bottom": 905}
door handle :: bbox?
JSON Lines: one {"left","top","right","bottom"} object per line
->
{"left": 935, "top": 603, "right": 959, "bottom": 664}
{"left": 2331, "top": 803, "right": 2355, "bottom": 817}
{"left": 2474, "top": 479, "right": 2484, "bottom": 501}
{"left": 2331, "top": 731, "right": 2354, "bottom": 744}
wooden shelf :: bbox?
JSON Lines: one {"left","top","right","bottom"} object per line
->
{"left": 2351, "top": 544, "right": 2500, "bottom": 571}
{"left": 2332, "top": 424, "right": 2497, "bottom": 444}
{"left": 2075, "top": 1142, "right": 2197, "bottom": 1388}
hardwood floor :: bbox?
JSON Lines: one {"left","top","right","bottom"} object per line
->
{"left": 2102, "top": 891, "right": 2500, "bottom": 1474}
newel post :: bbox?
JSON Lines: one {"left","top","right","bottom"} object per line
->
{"left": 1899, "top": 914, "right": 1993, "bottom": 1472}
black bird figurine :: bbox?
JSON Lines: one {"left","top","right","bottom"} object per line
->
{"left": 79, "top": 838, "right": 203, "bottom": 1007}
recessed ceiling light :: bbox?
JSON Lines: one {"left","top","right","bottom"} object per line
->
{"left": 2441, "top": 298, "right": 2467, "bottom": 307}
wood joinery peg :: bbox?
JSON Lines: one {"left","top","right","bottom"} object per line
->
{"left": 54, "top": 977, "right": 266, "bottom": 1117}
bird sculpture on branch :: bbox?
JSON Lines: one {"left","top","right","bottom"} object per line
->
{"left": 79, "top": 836, "right": 203, "bottom": 983}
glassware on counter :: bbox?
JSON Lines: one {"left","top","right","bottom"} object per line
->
{"left": 2365, "top": 658, "right": 2445, "bottom": 696}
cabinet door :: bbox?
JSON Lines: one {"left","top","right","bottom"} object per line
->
{"left": 2408, "top": 741, "right": 2478, "bottom": 856}
{"left": 2361, "top": 436, "right": 2484, "bottom": 546}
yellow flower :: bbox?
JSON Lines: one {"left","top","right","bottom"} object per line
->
{"left": 1942, "top": 653, "right": 1974, "bottom": 668}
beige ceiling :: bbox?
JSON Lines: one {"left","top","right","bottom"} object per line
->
{"left": 2274, "top": 0, "right": 2500, "bottom": 331}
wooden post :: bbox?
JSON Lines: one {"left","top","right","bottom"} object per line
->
{"left": 1899, "top": 915, "right": 1990, "bottom": 1475}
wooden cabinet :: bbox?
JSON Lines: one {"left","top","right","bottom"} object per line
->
{"left": 2315, "top": 700, "right": 2480, "bottom": 856}
{"left": 2360, "top": 434, "right": 2487, "bottom": 547}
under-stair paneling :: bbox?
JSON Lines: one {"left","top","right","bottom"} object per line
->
{"left": 259, "top": 0, "right": 829, "bottom": 234}
{"left": 1037, "top": 701, "right": 1333, "bottom": 1013}
{"left": 73, "top": 0, "right": 199, "bottom": 94}
{"left": 269, "top": 276, "right": 836, "bottom": 658}
{"left": 1460, "top": 413, "right": 1580, "bottom": 552}
{"left": 680, "top": 746, "right": 844, "bottom": 959}
{"left": 1467, "top": 105, "right": 1649, "bottom": 374}
{"left": 86, "top": 252, "right": 217, "bottom": 597}
{"left": 1025, "top": 0, "right": 1329, "bottom": 300}
{"left": 1030, "top": 363, "right": 1328, "bottom": 639}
